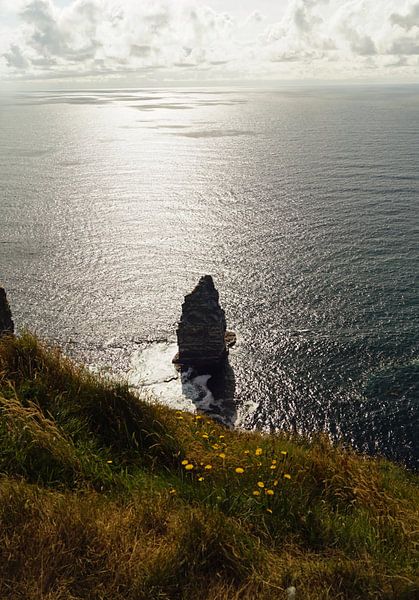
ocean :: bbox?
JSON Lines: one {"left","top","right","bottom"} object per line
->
{"left": 1, "top": 85, "right": 418, "bottom": 469}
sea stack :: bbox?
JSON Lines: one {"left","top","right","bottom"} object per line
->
{"left": 0, "top": 286, "right": 14, "bottom": 335}
{"left": 173, "top": 275, "right": 235, "bottom": 373}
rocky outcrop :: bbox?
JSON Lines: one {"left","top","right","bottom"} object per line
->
{"left": 0, "top": 286, "right": 14, "bottom": 335}
{"left": 173, "top": 275, "right": 235, "bottom": 373}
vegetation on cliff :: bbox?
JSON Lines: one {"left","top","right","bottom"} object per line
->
{"left": 0, "top": 333, "right": 418, "bottom": 599}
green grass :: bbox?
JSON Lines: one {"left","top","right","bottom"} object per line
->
{"left": 0, "top": 332, "right": 418, "bottom": 599}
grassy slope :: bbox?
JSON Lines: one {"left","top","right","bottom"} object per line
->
{"left": 0, "top": 333, "right": 418, "bottom": 600}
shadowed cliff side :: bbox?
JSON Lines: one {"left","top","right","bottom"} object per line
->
{"left": 0, "top": 286, "right": 14, "bottom": 335}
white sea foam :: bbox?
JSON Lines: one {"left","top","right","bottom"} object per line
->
{"left": 128, "top": 342, "right": 215, "bottom": 414}
{"left": 128, "top": 342, "right": 178, "bottom": 386}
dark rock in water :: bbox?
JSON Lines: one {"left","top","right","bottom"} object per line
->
{"left": 0, "top": 286, "right": 14, "bottom": 335}
{"left": 225, "top": 330, "right": 237, "bottom": 348}
{"left": 173, "top": 275, "right": 233, "bottom": 373}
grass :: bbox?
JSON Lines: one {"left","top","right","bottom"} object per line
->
{"left": 0, "top": 332, "right": 418, "bottom": 599}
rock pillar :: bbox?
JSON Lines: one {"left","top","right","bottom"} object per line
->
{"left": 0, "top": 286, "right": 14, "bottom": 335}
{"left": 173, "top": 275, "right": 234, "bottom": 373}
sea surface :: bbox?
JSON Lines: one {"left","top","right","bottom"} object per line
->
{"left": 1, "top": 85, "right": 418, "bottom": 469}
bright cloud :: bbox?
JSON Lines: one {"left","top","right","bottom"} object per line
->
{"left": 1, "top": 0, "right": 419, "bottom": 82}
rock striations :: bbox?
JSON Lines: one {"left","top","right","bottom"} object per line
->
{"left": 173, "top": 275, "right": 235, "bottom": 374}
{"left": 0, "top": 286, "right": 14, "bottom": 335}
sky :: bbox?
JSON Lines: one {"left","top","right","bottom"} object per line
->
{"left": 1, "top": 0, "right": 419, "bottom": 87}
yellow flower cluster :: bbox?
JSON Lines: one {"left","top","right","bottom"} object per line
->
{"left": 173, "top": 413, "right": 292, "bottom": 514}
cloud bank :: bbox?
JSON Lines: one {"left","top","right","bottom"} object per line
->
{"left": 1, "top": 0, "right": 419, "bottom": 82}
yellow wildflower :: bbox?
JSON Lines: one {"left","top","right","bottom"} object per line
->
{"left": 244, "top": 450, "right": 250, "bottom": 455}
{"left": 218, "top": 453, "right": 226, "bottom": 459}
{"left": 257, "top": 481, "right": 265, "bottom": 488}
{"left": 202, "top": 434, "right": 209, "bottom": 439}
{"left": 219, "top": 435, "right": 225, "bottom": 440}
{"left": 252, "top": 490, "right": 261, "bottom": 496}
{"left": 271, "top": 459, "right": 277, "bottom": 464}
{"left": 204, "top": 464, "right": 213, "bottom": 470}
{"left": 169, "top": 488, "right": 177, "bottom": 495}
{"left": 255, "top": 448, "right": 263, "bottom": 456}
{"left": 185, "top": 464, "right": 194, "bottom": 470}
{"left": 284, "top": 473, "right": 291, "bottom": 479}
{"left": 266, "top": 489, "right": 274, "bottom": 496}
{"left": 270, "top": 464, "right": 277, "bottom": 470}
{"left": 212, "top": 444, "right": 220, "bottom": 450}
{"left": 195, "top": 415, "right": 203, "bottom": 420}
{"left": 235, "top": 467, "right": 245, "bottom": 474}
{"left": 106, "top": 460, "right": 113, "bottom": 464}
{"left": 266, "top": 508, "right": 273, "bottom": 514}
{"left": 181, "top": 459, "right": 188, "bottom": 465}
{"left": 198, "top": 477, "right": 204, "bottom": 482}
{"left": 176, "top": 416, "right": 184, "bottom": 420}
{"left": 281, "top": 451, "right": 288, "bottom": 456}
{"left": 273, "top": 479, "right": 279, "bottom": 486}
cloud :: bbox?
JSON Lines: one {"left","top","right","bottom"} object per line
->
{"left": 1, "top": 0, "right": 419, "bottom": 81}
{"left": 390, "top": 37, "right": 419, "bottom": 55}
{"left": 391, "top": 3, "right": 419, "bottom": 30}
{"left": 4, "top": 44, "right": 30, "bottom": 69}
{"left": 261, "top": 0, "right": 419, "bottom": 76}
{"left": 0, "top": 0, "right": 237, "bottom": 78}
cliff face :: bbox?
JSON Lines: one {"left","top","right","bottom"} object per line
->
{"left": 0, "top": 287, "right": 14, "bottom": 335}
{"left": 174, "top": 275, "right": 228, "bottom": 373}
